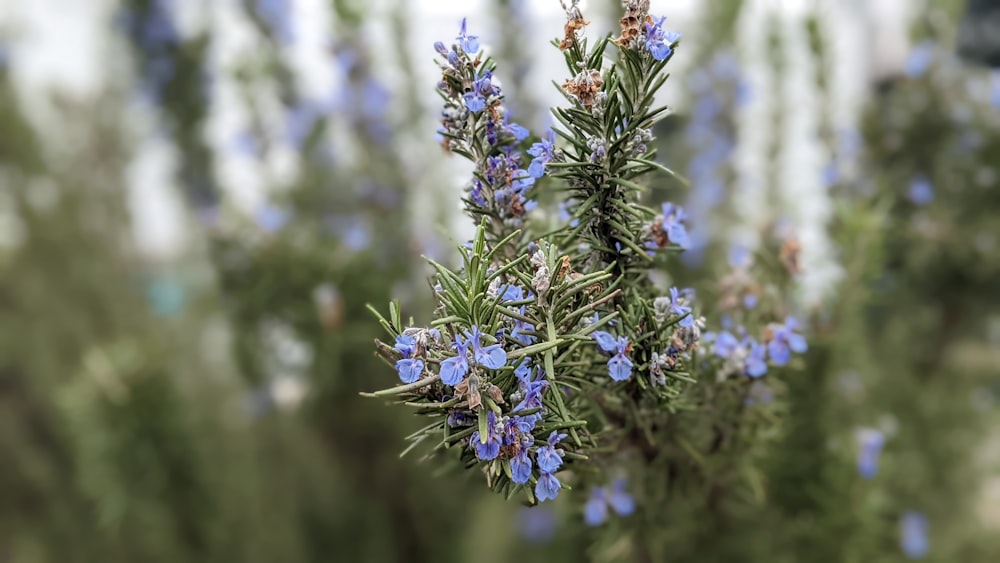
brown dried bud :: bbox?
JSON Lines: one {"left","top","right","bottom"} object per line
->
{"left": 562, "top": 68, "right": 604, "bottom": 110}
{"left": 780, "top": 237, "right": 802, "bottom": 274}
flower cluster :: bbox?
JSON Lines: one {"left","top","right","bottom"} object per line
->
{"left": 584, "top": 479, "right": 636, "bottom": 526}
{"left": 434, "top": 19, "right": 537, "bottom": 230}
{"left": 706, "top": 316, "right": 807, "bottom": 379}
{"left": 366, "top": 7, "right": 808, "bottom": 519}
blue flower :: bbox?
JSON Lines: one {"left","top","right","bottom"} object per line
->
{"left": 591, "top": 330, "right": 618, "bottom": 353}
{"left": 439, "top": 334, "right": 471, "bottom": 385}
{"left": 395, "top": 358, "right": 424, "bottom": 383}
{"left": 767, "top": 316, "right": 807, "bottom": 366}
{"left": 643, "top": 16, "right": 680, "bottom": 61}
{"left": 511, "top": 449, "right": 533, "bottom": 484}
{"left": 535, "top": 434, "right": 565, "bottom": 474}
{"left": 535, "top": 472, "right": 561, "bottom": 502}
{"left": 668, "top": 286, "right": 694, "bottom": 327}
{"left": 516, "top": 506, "right": 557, "bottom": 544}
{"left": 513, "top": 361, "right": 547, "bottom": 425}
{"left": 592, "top": 332, "right": 633, "bottom": 381}
{"left": 608, "top": 351, "right": 634, "bottom": 381}
{"left": 904, "top": 41, "right": 935, "bottom": 79}
{"left": 468, "top": 325, "right": 507, "bottom": 369}
{"left": 901, "top": 511, "right": 929, "bottom": 559}
{"left": 661, "top": 203, "right": 690, "bottom": 248}
{"left": 712, "top": 330, "right": 740, "bottom": 358}
{"left": 908, "top": 176, "right": 934, "bottom": 205}
{"left": 394, "top": 334, "right": 424, "bottom": 383}
{"left": 256, "top": 0, "right": 294, "bottom": 45}
{"left": 527, "top": 130, "right": 557, "bottom": 178}
{"left": 464, "top": 92, "right": 486, "bottom": 113}
{"left": 584, "top": 479, "right": 636, "bottom": 526}
{"left": 471, "top": 411, "right": 501, "bottom": 460}
{"left": 584, "top": 488, "right": 608, "bottom": 526}
{"left": 855, "top": 428, "right": 885, "bottom": 479}
{"left": 456, "top": 18, "right": 479, "bottom": 54}
{"left": 746, "top": 341, "right": 768, "bottom": 378}
{"left": 256, "top": 204, "right": 290, "bottom": 233}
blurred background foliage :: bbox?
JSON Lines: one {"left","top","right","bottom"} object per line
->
{"left": 1, "top": 0, "right": 998, "bottom": 561}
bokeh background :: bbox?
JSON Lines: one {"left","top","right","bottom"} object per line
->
{"left": 1, "top": 0, "right": 998, "bottom": 561}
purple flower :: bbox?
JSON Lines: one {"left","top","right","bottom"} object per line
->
{"left": 901, "top": 511, "right": 929, "bottom": 558}
{"left": 767, "top": 316, "right": 807, "bottom": 366}
{"left": 468, "top": 325, "right": 507, "bottom": 369}
{"left": 855, "top": 428, "right": 885, "bottom": 479}
{"left": 456, "top": 18, "right": 479, "bottom": 54}
{"left": 439, "top": 334, "right": 471, "bottom": 385}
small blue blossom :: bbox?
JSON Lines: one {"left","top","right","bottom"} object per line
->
{"left": 395, "top": 358, "right": 424, "bottom": 383}
{"left": 456, "top": 18, "right": 479, "bottom": 54}
{"left": 592, "top": 332, "right": 633, "bottom": 381}
{"left": 668, "top": 286, "right": 694, "bottom": 328}
{"left": 712, "top": 330, "right": 741, "bottom": 359}
{"left": 904, "top": 41, "right": 935, "bottom": 79}
{"left": 516, "top": 506, "right": 557, "bottom": 543}
{"left": 393, "top": 335, "right": 424, "bottom": 383}
{"left": 901, "top": 511, "right": 929, "bottom": 559}
{"left": 608, "top": 350, "right": 634, "bottom": 381}
{"left": 591, "top": 330, "right": 618, "bottom": 353}
{"left": 256, "top": 0, "right": 294, "bottom": 45}
{"left": 256, "top": 204, "right": 290, "bottom": 233}
{"left": 535, "top": 472, "right": 561, "bottom": 502}
{"left": 767, "top": 317, "right": 808, "bottom": 366}
{"left": 468, "top": 325, "right": 507, "bottom": 369}
{"left": 527, "top": 130, "right": 557, "bottom": 178}
{"left": 584, "top": 479, "right": 635, "bottom": 526}
{"left": 584, "top": 488, "right": 608, "bottom": 526}
{"left": 661, "top": 203, "right": 690, "bottom": 248}
{"left": 855, "top": 428, "right": 885, "bottom": 479}
{"left": 728, "top": 244, "right": 751, "bottom": 269}
{"left": 535, "top": 432, "right": 566, "bottom": 474}
{"left": 746, "top": 341, "right": 768, "bottom": 378}
{"left": 511, "top": 449, "right": 533, "bottom": 484}
{"left": 440, "top": 334, "right": 471, "bottom": 385}
{"left": 471, "top": 411, "right": 501, "bottom": 460}
{"left": 908, "top": 176, "right": 934, "bottom": 205}
{"left": 464, "top": 91, "right": 486, "bottom": 113}
{"left": 643, "top": 16, "right": 680, "bottom": 61}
